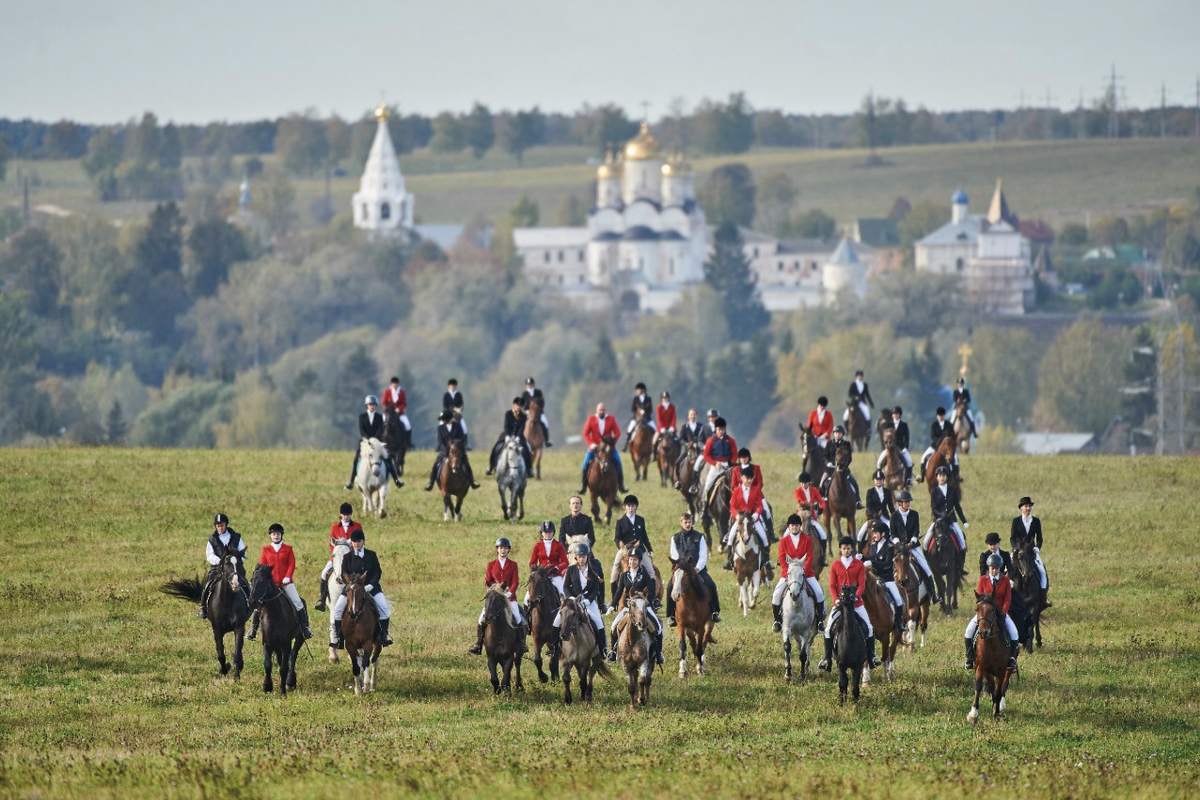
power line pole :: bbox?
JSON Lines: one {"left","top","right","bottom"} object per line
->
{"left": 1106, "top": 63, "right": 1122, "bottom": 138}
{"left": 1044, "top": 87, "right": 1055, "bottom": 140}
{"left": 1161, "top": 83, "right": 1167, "bottom": 138}
{"left": 1077, "top": 88, "right": 1086, "bottom": 140}
{"left": 1195, "top": 76, "right": 1200, "bottom": 138}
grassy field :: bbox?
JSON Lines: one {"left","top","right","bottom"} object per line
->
{"left": 6, "top": 138, "right": 1200, "bottom": 232}
{"left": 0, "top": 447, "right": 1197, "bottom": 800}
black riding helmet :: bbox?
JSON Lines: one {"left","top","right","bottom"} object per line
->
{"left": 350, "top": 529, "right": 365, "bottom": 542}
{"left": 213, "top": 513, "right": 229, "bottom": 525}
{"left": 268, "top": 523, "right": 284, "bottom": 536}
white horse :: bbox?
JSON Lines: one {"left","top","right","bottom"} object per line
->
{"left": 355, "top": 437, "right": 390, "bottom": 519}
{"left": 326, "top": 539, "right": 351, "bottom": 663}
{"left": 781, "top": 556, "right": 816, "bottom": 682}
{"left": 495, "top": 436, "right": 527, "bottom": 523}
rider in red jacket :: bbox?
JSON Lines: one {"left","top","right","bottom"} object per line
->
{"left": 819, "top": 536, "right": 881, "bottom": 671}
{"left": 965, "top": 553, "right": 1021, "bottom": 670}
{"left": 578, "top": 402, "right": 630, "bottom": 495}
{"left": 249, "top": 523, "right": 312, "bottom": 641}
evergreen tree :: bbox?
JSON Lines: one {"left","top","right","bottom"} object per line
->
{"left": 334, "top": 346, "right": 380, "bottom": 435}
{"left": 901, "top": 335, "right": 943, "bottom": 414}
{"left": 105, "top": 401, "right": 127, "bottom": 445}
{"left": 704, "top": 221, "right": 767, "bottom": 339}
{"left": 465, "top": 103, "right": 495, "bottom": 159}
{"left": 396, "top": 363, "right": 425, "bottom": 447}
{"left": 588, "top": 330, "right": 619, "bottom": 383}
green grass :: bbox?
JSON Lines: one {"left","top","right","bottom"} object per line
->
{"left": 0, "top": 447, "right": 1197, "bottom": 799}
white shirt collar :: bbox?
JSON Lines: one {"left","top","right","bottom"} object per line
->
{"left": 542, "top": 540, "right": 553, "bottom": 553}
{"left": 840, "top": 555, "right": 853, "bottom": 567}
{"left": 497, "top": 557, "right": 507, "bottom": 567}
{"left": 218, "top": 531, "right": 231, "bottom": 543}
{"left": 270, "top": 541, "right": 282, "bottom": 552}
{"left": 626, "top": 512, "right": 636, "bottom": 524}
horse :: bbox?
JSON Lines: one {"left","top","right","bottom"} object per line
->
{"left": 893, "top": 546, "right": 930, "bottom": 649}
{"left": 160, "top": 552, "right": 250, "bottom": 679}
{"left": 845, "top": 399, "right": 871, "bottom": 452}
{"left": 481, "top": 583, "right": 524, "bottom": 695}
{"left": 324, "top": 538, "right": 351, "bottom": 663}
{"left": 924, "top": 435, "right": 960, "bottom": 497}
{"left": 616, "top": 592, "right": 655, "bottom": 709}
{"left": 354, "top": 437, "right": 390, "bottom": 519}
{"left": 340, "top": 570, "right": 382, "bottom": 696}
{"left": 615, "top": 541, "right": 663, "bottom": 608}
{"left": 525, "top": 566, "right": 561, "bottom": 684}
{"left": 823, "top": 446, "right": 857, "bottom": 544}
{"left": 732, "top": 511, "right": 766, "bottom": 617}
{"left": 247, "top": 564, "right": 303, "bottom": 695}
{"left": 780, "top": 556, "right": 817, "bottom": 682}
{"left": 628, "top": 407, "right": 654, "bottom": 482}
{"left": 1011, "top": 540, "right": 1046, "bottom": 650}
{"left": 860, "top": 570, "right": 899, "bottom": 684}
{"left": 926, "top": 515, "right": 962, "bottom": 616}
{"left": 879, "top": 429, "right": 905, "bottom": 493}
{"left": 656, "top": 430, "right": 681, "bottom": 488}
{"left": 438, "top": 439, "right": 470, "bottom": 522}
{"left": 701, "top": 465, "right": 731, "bottom": 548}
{"left": 495, "top": 436, "right": 527, "bottom": 523}
{"left": 523, "top": 396, "right": 545, "bottom": 480}
{"left": 669, "top": 559, "right": 716, "bottom": 678}
{"left": 558, "top": 595, "right": 609, "bottom": 704}
{"left": 383, "top": 407, "right": 408, "bottom": 479}
{"left": 798, "top": 504, "right": 827, "bottom": 578}
{"left": 953, "top": 398, "right": 972, "bottom": 455}
{"left": 586, "top": 436, "right": 619, "bottom": 524}
{"left": 968, "top": 593, "right": 1013, "bottom": 724}
{"left": 675, "top": 439, "right": 702, "bottom": 521}
{"left": 831, "top": 583, "right": 868, "bottom": 704}
{"left": 797, "top": 423, "right": 825, "bottom": 491}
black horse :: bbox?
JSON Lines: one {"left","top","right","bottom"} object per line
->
{"left": 927, "top": 515, "right": 963, "bottom": 616}
{"left": 1011, "top": 541, "right": 1046, "bottom": 650}
{"left": 161, "top": 552, "right": 251, "bottom": 679}
{"left": 832, "top": 583, "right": 868, "bottom": 704}
{"left": 384, "top": 407, "right": 409, "bottom": 479}
{"left": 247, "top": 564, "right": 304, "bottom": 695}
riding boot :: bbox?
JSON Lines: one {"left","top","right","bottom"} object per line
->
{"left": 654, "top": 629, "right": 665, "bottom": 664}
{"left": 964, "top": 637, "right": 975, "bottom": 670}
{"left": 466, "top": 463, "right": 480, "bottom": 490}
{"left": 617, "top": 463, "right": 630, "bottom": 494}
{"left": 578, "top": 466, "right": 589, "bottom": 495}
{"left": 315, "top": 577, "right": 329, "bottom": 612}
{"left": 602, "top": 627, "right": 616, "bottom": 662}
{"left": 197, "top": 584, "right": 211, "bottom": 619}
{"left": 425, "top": 461, "right": 438, "bottom": 492}
{"left": 542, "top": 421, "right": 553, "bottom": 447}
{"left": 772, "top": 603, "right": 782, "bottom": 633}
{"left": 866, "top": 635, "right": 881, "bottom": 668}
{"left": 405, "top": 427, "right": 414, "bottom": 451}
{"left": 298, "top": 601, "right": 313, "bottom": 640}
{"left": 346, "top": 452, "right": 359, "bottom": 491}
{"left": 1008, "top": 640, "right": 1019, "bottom": 669}
{"left": 386, "top": 459, "right": 404, "bottom": 489}
{"left": 666, "top": 593, "right": 676, "bottom": 626}
{"left": 815, "top": 601, "right": 826, "bottom": 629}
{"left": 904, "top": 466, "right": 912, "bottom": 486}
{"left": 923, "top": 572, "right": 941, "bottom": 605}
{"left": 334, "top": 629, "right": 345, "bottom": 650}
{"left": 818, "top": 636, "right": 833, "bottom": 671}
{"left": 247, "top": 610, "right": 261, "bottom": 640}
{"left": 723, "top": 548, "right": 734, "bottom": 571}
{"left": 468, "top": 623, "right": 485, "bottom": 655}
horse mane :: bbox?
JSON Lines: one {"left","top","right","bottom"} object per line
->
{"left": 673, "top": 564, "right": 708, "bottom": 603}
{"left": 486, "top": 583, "right": 514, "bottom": 626}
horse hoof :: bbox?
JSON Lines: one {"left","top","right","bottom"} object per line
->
{"left": 968, "top": 707, "right": 979, "bottom": 724}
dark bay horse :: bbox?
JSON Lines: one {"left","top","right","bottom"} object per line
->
{"left": 845, "top": 399, "right": 871, "bottom": 452}
{"left": 248, "top": 564, "right": 303, "bottom": 695}
{"left": 558, "top": 596, "right": 609, "bottom": 704}
{"left": 341, "top": 571, "right": 382, "bottom": 696}
{"left": 968, "top": 593, "right": 1013, "bottom": 723}
{"left": 676, "top": 439, "right": 702, "bottom": 519}
{"left": 861, "top": 571, "right": 898, "bottom": 684}
{"left": 160, "top": 552, "right": 250, "bottom": 679}
{"left": 384, "top": 407, "right": 408, "bottom": 479}
{"left": 879, "top": 428, "right": 905, "bottom": 493}
{"left": 927, "top": 515, "right": 962, "bottom": 615}
{"left": 628, "top": 408, "right": 654, "bottom": 482}
{"left": 482, "top": 584, "right": 524, "bottom": 695}
{"left": 832, "top": 584, "right": 868, "bottom": 704}
{"left": 587, "top": 436, "right": 619, "bottom": 524}
{"left": 823, "top": 446, "right": 856, "bottom": 544}
{"left": 523, "top": 396, "right": 545, "bottom": 480}
{"left": 438, "top": 440, "right": 470, "bottom": 522}
{"left": 893, "top": 547, "right": 930, "bottom": 649}
{"left": 1011, "top": 540, "right": 1046, "bottom": 650}
{"left": 656, "top": 431, "right": 681, "bottom": 488}
{"left": 526, "top": 567, "right": 561, "bottom": 684}
{"left": 669, "top": 560, "right": 716, "bottom": 678}
{"left": 701, "top": 465, "right": 731, "bottom": 547}
{"left": 798, "top": 423, "right": 825, "bottom": 490}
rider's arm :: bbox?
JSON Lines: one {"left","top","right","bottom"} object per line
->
{"left": 205, "top": 541, "right": 220, "bottom": 566}
{"left": 695, "top": 536, "right": 708, "bottom": 572}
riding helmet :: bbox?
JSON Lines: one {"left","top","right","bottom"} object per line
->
{"left": 439, "top": 410, "right": 453, "bottom": 423}
{"left": 569, "top": 542, "right": 591, "bottom": 556}
{"left": 987, "top": 553, "right": 1004, "bottom": 569}
{"left": 494, "top": 537, "right": 512, "bottom": 549}
{"left": 985, "top": 532, "right": 1001, "bottom": 545}
{"left": 661, "top": 391, "right": 670, "bottom": 399}
{"left": 390, "top": 376, "right": 400, "bottom": 384}
{"left": 213, "top": 513, "right": 229, "bottom": 525}
{"left": 786, "top": 513, "right": 803, "bottom": 526}
{"left": 350, "top": 529, "right": 365, "bottom": 542}
{"left": 838, "top": 536, "right": 855, "bottom": 547}
{"left": 268, "top": 523, "right": 285, "bottom": 536}
{"left": 526, "top": 377, "right": 536, "bottom": 385}
{"left": 623, "top": 494, "right": 639, "bottom": 507}
{"left": 714, "top": 417, "right": 727, "bottom": 428}
{"left": 365, "top": 395, "right": 379, "bottom": 405}
{"left": 739, "top": 465, "right": 754, "bottom": 477}
{"left": 539, "top": 520, "right": 556, "bottom": 534}
{"left": 512, "top": 396, "right": 525, "bottom": 405}
{"left": 956, "top": 378, "right": 965, "bottom": 385}
{"left": 707, "top": 408, "right": 719, "bottom": 417}
{"left": 936, "top": 407, "right": 946, "bottom": 416}
{"left": 737, "top": 447, "right": 751, "bottom": 459}
{"left": 896, "top": 490, "right": 913, "bottom": 502}
{"left": 448, "top": 378, "right": 458, "bottom": 386}
{"left": 340, "top": 502, "right": 353, "bottom": 515}
{"left": 797, "top": 471, "right": 811, "bottom": 483}
{"left": 635, "top": 382, "right": 647, "bottom": 391}
{"left": 626, "top": 547, "right": 644, "bottom": 561}
{"left": 1017, "top": 496, "right": 1035, "bottom": 508}
{"left": 892, "top": 406, "right": 903, "bottom": 416}
{"left": 872, "top": 469, "right": 884, "bottom": 481}
{"left": 872, "top": 520, "right": 888, "bottom": 532}
{"left": 817, "top": 396, "right": 828, "bottom": 406}
{"left": 855, "top": 369, "right": 864, "bottom": 377}
{"left": 935, "top": 466, "right": 950, "bottom": 475}
{"left": 834, "top": 425, "right": 846, "bottom": 434}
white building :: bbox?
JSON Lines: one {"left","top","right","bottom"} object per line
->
{"left": 353, "top": 104, "right": 416, "bottom": 237}
{"left": 821, "top": 238, "right": 868, "bottom": 303}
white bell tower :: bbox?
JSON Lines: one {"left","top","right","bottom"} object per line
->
{"left": 352, "top": 103, "right": 415, "bottom": 236}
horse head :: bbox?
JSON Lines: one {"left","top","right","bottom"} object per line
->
{"left": 786, "top": 557, "right": 807, "bottom": 597}
{"left": 216, "top": 552, "right": 241, "bottom": 592}
{"left": 838, "top": 583, "right": 858, "bottom": 608}
{"left": 1012, "top": 540, "right": 1037, "bottom": 584}
{"left": 527, "top": 567, "right": 554, "bottom": 606}
{"left": 628, "top": 592, "right": 647, "bottom": 632}
{"left": 342, "top": 571, "right": 371, "bottom": 621}
{"left": 558, "top": 596, "right": 581, "bottom": 641}
{"left": 248, "top": 563, "right": 277, "bottom": 608}
{"left": 482, "top": 584, "right": 512, "bottom": 629}
{"left": 974, "top": 593, "right": 999, "bottom": 637}
{"left": 736, "top": 511, "right": 754, "bottom": 543}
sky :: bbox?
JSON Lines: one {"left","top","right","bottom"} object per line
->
{"left": 2, "top": 0, "right": 1198, "bottom": 124}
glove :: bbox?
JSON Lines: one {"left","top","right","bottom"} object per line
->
{"left": 863, "top": 560, "right": 873, "bottom": 568}
{"left": 365, "top": 584, "right": 374, "bottom": 593}
{"left": 891, "top": 538, "right": 901, "bottom": 545}
{"left": 1033, "top": 546, "right": 1039, "bottom": 554}
{"left": 855, "top": 554, "right": 863, "bottom": 561}
{"left": 963, "top": 522, "right": 970, "bottom": 529}
{"left": 282, "top": 577, "right": 291, "bottom": 585}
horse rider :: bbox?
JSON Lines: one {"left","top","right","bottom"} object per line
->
{"left": 965, "top": 553, "right": 1021, "bottom": 671}
{"left": 485, "top": 396, "right": 534, "bottom": 476}
{"left": 316, "top": 503, "right": 362, "bottom": 612}
{"left": 199, "top": 512, "right": 248, "bottom": 618}
{"left": 844, "top": 369, "right": 875, "bottom": 424}
{"left": 469, "top": 537, "right": 527, "bottom": 655}
{"left": 807, "top": 396, "right": 834, "bottom": 456}
{"left": 345, "top": 395, "right": 404, "bottom": 491}
{"left": 949, "top": 377, "right": 979, "bottom": 438}
{"left": 793, "top": 472, "right": 829, "bottom": 547}
{"left": 624, "top": 382, "right": 655, "bottom": 451}
{"left": 864, "top": 520, "right": 905, "bottom": 633}
{"left": 771, "top": 513, "right": 826, "bottom": 633}
{"left": 876, "top": 406, "right": 914, "bottom": 486}
{"left": 679, "top": 407, "right": 723, "bottom": 491}
{"left": 695, "top": 417, "right": 738, "bottom": 515}
{"left": 578, "top": 402, "right": 631, "bottom": 495}
{"left": 818, "top": 536, "right": 882, "bottom": 671}
{"left": 980, "top": 531, "right": 1032, "bottom": 638}
{"left": 608, "top": 546, "right": 664, "bottom": 665}
{"left": 526, "top": 520, "right": 568, "bottom": 604}
{"left": 1010, "top": 496, "right": 1051, "bottom": 608}
{"left": 890, "top": 490, "right": 942, "bottom": 604}
{"left": 923, "top": 466, "right": 968, "bottom": 572}
{"left": 736, "top": 447, "right": 775, "bottom": 538}
{"left": 560, "top": 494, "right": 603, "bottom": 578}
{"left": 425, "top": 409, "right": 481, "bottom": 492}
{"left": 667, "top": 511, "right": 722, "bottom": 626}
{"left": 442, "top": 378, "right": 466, "bottom": 441}
{"left": 612, "top": 494, "right": 656, "bottom": 605}
{"left": 917, "top": 406, "right": 958, "bottom": 483}
{"left": 652, "top": 391, "right": 677, "bottom": 449}
{"left": 819, "top": 426, "right": 864, "bottom": 510}
{"left": 673, "top": 408, "right": 708, "bottom": 482}
{"left": 249, "top": 523, "right": 313, "bottom": 641}
{"left": 332, "top": 528, "right": 392, "bottom": 647}
{"left": 520, "top": 376, "right": 553, "bottom": 447}
{"left": 722, "top": 465, "right": 772, "bottom": 574}
{"left": 857, "top": 469, "right": 895, "bottom": 544}
{"left": 381, "top": 376, "right": 414, "bottom": 450}
{"left": 557, "top": 542, "right": 611, "bottom": 661}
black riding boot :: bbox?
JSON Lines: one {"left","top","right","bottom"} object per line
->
{"left": 486, "top": 439, "right": 501, "bottom": 475}
{"left": 425, "top": 461, "right": 440, "bottom": 491}
{"left": 904, "top": 466, "right": 912, "bottom": 486}
{"left": 315, "top": 577, "right": 329, "bottom": 612}
{"left": 247, "top": 610, "right": 261, "bottom": 640}
{"left": 334, "top": 628, "right": 345, "bottom": 650}
{"left": 654, "top": 628, "right": 665, "bottom": 664}
{"left": 375, "top": 618, "right": 392, "bottom": 647}
{"left": 1008, "top": 640, "right": 1019, "bottom": 669}
{"left": 578, "top": 465, "right": 589, "bottom": 495}
{"left": 405, "top": 427, "right": 414, "bottom": 451}
{"left": 819, "top": 636, "right": 833, "bottom": 671}
{"left": 723, "top": 547, "right": 735, "bottom": 571}
{"left": 298, "top": 600, "right": 313, "bottom": 640}
{"left": 464, "top": 459, "right": 480, "bottom": 489}
{"left": 346, "top": 451, "right": 360, "bottom": 490}
{"left": 916, "top": 458, "right": 927, "bottom": 482}
{"left": 866, "top": 635, "right": 881, "bottom": 668}
{"left": 617, "top": 462, "right": 630, "bottom": 494}
{"left": 198, "top": 583, "right": 212, "bottom": 619}
{"left": 964, "top": 636, "right": 975, "bottom": 669}
{"left": 468, "top": 622, "right": 485, "bottom": 655}
{"left": 815, "top": 600, "right": 826, "bottom": 629}
{"left": 923, "top": 571, "right": 941, "bottom": 605}
{"left": 542, "top": 420, "right": 553, "bottom": 447}
{"left": 772, "top": 603, "right": 782, "bottom": 632}
{"left": 666, "top": 593, "right": 676, "bottom": 626}
{"left": 385, "top": 458, "right": 404, "bottom": 489}
{"left": 598, "top": 626, "right": 612, "bottom": 661}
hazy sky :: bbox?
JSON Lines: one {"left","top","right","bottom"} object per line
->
{"left": 3, "top": 0, "right": 1198, "bottom": 124}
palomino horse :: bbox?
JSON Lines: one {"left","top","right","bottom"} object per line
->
{"left": 860, "top": 570, "right": 899, "bottom": 684}
{"left": 924, "top": 435, "right": 960, "bottom": 496}
{"left": 823, "top": 446, "right": 857, "bottom": 544}
{"left": 383, "top": 408, "right": 408, "bottom": 479}
{"left": 628, "top": 407, "right": 654, "bottom": 482}
{"left": 732, "top": 511, "right": 767, "bottom": 617}
{"left": 438, "top": 440, "right": 470, "bottom": 522}
{"left": 797, "top": 423, "right": 825, "bottom": 491}
{"left": 845, "top": 399, "right": 871, "bottom": 452}
{"left": 355, "top": 437, "right": 390, "bottom": 519}
{"left": 160, "top": 552, "right": 250, "bottom": 679}
{"left": 702, "top": 465, "right": 732, "bottom": 548}
{"left": 616, "top": 592, "right": 655, "bottom": 710}
{"left": 481, "top": 584, "right": 524, "bottom": 695}
{"left": 495, "top": 436, "right": 527, "bottom": 522}
{"left": 798, "top": 505, "right": 827, "bottom": 578}
{"left": 656, "top": 431, "right": 681, "bottom": 488}
{"left": 340, "top": 570, "right": 382, "bottom": 696}
{"left": 248, "top": 564, "right": 303, "bottom": 695}
{"left": 525, "top": 566, "right": 561, "bottom": 684}
{"left": 893, "top": 546, "right": 930, "bottom": 649}
{"left": 558, "top": 596, "right": 609, "bottom": 704}
{"left": 968, "top": 593, "right": 1013, "bottom": 724}
{"left": 323, "top": 538, "right": 351, "bottom": 662}
{"left": 927, "top": 515, "right": 963, "bottom": 615}
{"left": 953, "top": 398, "right": 972, "bottom": 455}
{"left": 669, "top": 560, "right": 716, "bottom": 678}
{"left": 832, "top": 583, "right": 868, "bottom": 704}
{"left": 523, "top": 396, "right": 545, "bottom": 480}
{"left": 781, "top": 556, "right": 816, "bottom": 683}
{"left": 586, "top": 436, "right": 619, "bottom": 524}
{"left": 879, "top": 428, "right": 905, "bottom": 493}
{"left": 1011, "top": 540, "right": 1046, "bottom": 650}
{"left": 675, "top": 439, "right": 702, "bottom": 521}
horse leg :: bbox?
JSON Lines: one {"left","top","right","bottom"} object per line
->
{"left": 262, "top": 642, "right": 274, "bottom": 693}
{"left": 214, "top": 627, "right": 230, "bottom": 676}
{"left": 443, "top": 495, "right": 451, "bottom": 522}
{"left": 488, "top": 655, "right": 500, "bottom": 695}
{"left": 750, "top": 570, "right": 760, "bottom": 609}
{"left": 562, "top": 663, "right": 573, "bottom": 705}
{"left": 784, "top": 635, "right": 792, "bottom": 681}
{"left": 534, "top": 642, "right": 547, "bottom": 683}
{"left": 498, "top": 486, "right": 508, "bottom": 521}
{"left": 517, "top": 488, "right": 525, "bottom": 521}
{"left": 455, "top": 496, "right": 464, "bottom": 522}
{"left": 232, "top": 625, "right": 244, "bottom": 680}
{"left": 839, "top": 665, "right": 848, "bottom": 704}
{"left": 287, "top": 636, "right": 300, "bottom": 690}
{"left": 968, "top": 675, "right": 984, "bottom": 724}
{"left": 501, "top": 654, "right": 513, "bottom": 695}
{"left": 852, "top": 665, "right": 863, "bottom": 702}
{"left": 351, "top": 647, "right": 363, "bottom": 696}
{"left": 678, "top": 632, "right": 688, "bottom": 679}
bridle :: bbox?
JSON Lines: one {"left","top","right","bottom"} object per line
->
{"left": 976, "top": 601, "right": 999, "bottom": 639}
{"left": 249, "top": 566, "right": 282, "bottom": 609}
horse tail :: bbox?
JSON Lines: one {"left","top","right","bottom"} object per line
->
{"left": 592, "top": 659, "right": 614, "bottom": 681}
{"left": 160, "top": 576, "right": 203, "bottom": 604}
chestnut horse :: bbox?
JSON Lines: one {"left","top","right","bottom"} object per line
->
{"left": 438, "top": 440, "right": 470, "bottom": 522}
{"left": 481, "top": 584, "right": 524, "bottom": 695}
{"left": 676, "top": 439, "right": 702, "bottom": 520}
{"left": 340, "top": 570, "right": 382, "bottom": 696}
{"left": 628, "top": 407, "right": 654, "bottom": 482}
{"left": 924, "top": 435, "right": 960, "bottom": 496}
{"left": 526, "top": 566, "right": 561, "bottom": 684}
{"left": 879, "top": 428, "right": 905, "bottom": 493}
{"left": 953, "top": 398, "right": 972, "bottom": 455}
{"left": 732, "top": 511, "right": 766, "bottom": 617}
{"left": 893, "top": 546, "right": 930, "bottom": 649}
{"left": 823, "top": 446, "right": 857, "bottom": 544}
{"left": 860, "top": 571, "right": 899, "bottom": 684}
{"left": 587, "top": 436, "right": 619, "bottom": 524}
{"left": 669, "top": 560, "right": 716, "bottom": 678}
{"left": 616, "top": 542, "right": 663, "bottom": 607}
{"left": 656, "top": 431, "right": 681, "bottom": 488}
{"left": 523, "top": 396, "right": 545, "bottom": 480}
{"left": 968, "top": 593, "right": 1013, "bottom": 724}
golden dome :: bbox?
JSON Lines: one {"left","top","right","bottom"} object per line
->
{"left": 597, "top": 150, "right": 619, "bottom": 180}
{"left": 374, "top": 103, "right": 390, "bottom": 122}
{"left": 623, "top": 121, "right": 661, "bottom": 161}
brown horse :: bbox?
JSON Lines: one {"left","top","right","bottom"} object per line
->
{"left": 797, "top": 423, "right": 825, "bottom": 490}
{"left": 587, "top": 436, "right": 619, "bottom": 524}
{"left": 481, "top": 584, "right": 524, "bottom": 695}
{"left": 879, "top": 429, "right": 905, "bottom": 492}
{"left": 953, "top": 399, "right": 972, "bottom": 455}
{"left": 968, "top": 593, "right": 1013, "bottom": 724}
{"left": 615, "top": 542, "right": 663, "bottom": 607}
{"left": 702, "top": 465, "right": 731, "bottom": 548}
{"left": 558, "top": 596, "right": 609, "bottom": 704}
{"left": 924, "top": 435, "right": 960, "bottom": 495}
{"left": 1011, "top": 540, "right": 1046, "bottom": 650}
{"left": 893, "top": 547, "right": 930, "bottom": 649}
{"left": 845, "top": 399, "right": 871, "bottom": 452}
{"left": 676, "top": 439, "right": 702, "bottom": 519}
{"left": 616, "top": 592, "right": 655, "bottom": 710}
{"left": 340, "top": 570, "right": 382, "bottom": 696}
{"left": 523, "top": 396, "right": 545, "bottom": 480}
{"left": 438, "top": 440, "right": 470, "bottom": 522}
{"left": 656, "top": 431, "right": 681, "bottom": 488}
{"left": 526, "top": 566, "right": 561, "bottom": 684}
{"left": 732, "top": 511, "right": 767, "bottom": 617}
{"left": 628, "top": 407, "right": 654, "bottom": 482}
{"left": 669, "top": 559, "right": 716, "bottom": 678}
{"left": 823, "top": 446, "right": 857, "bottom": 544}
{"left": 798, "top": 505, "right": 827, "bottom": 579}
{"left": 860, "top": 571, "right": 899, "bottom": 684}
{"left": 926, "top": 515, "right": 962, "bottom": 615}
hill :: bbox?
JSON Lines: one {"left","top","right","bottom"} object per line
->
{"left": 0, "top": 447, "right": 1196, "bottom": 799}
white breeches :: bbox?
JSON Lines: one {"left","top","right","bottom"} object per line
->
{"left": 877, "top": 449, "right": 912, "bottom": 468}
{"left": 478, "top": 599, "right": 523, "bottom": 626}
{"left": 320, "top": 561, "right": 335, "bottom": 580}
{"left": 628, "top": 418, "right": 656, "bottom": 434}
{"left": 523, "top": 575, "right": 564, "bottom": 604}
{"left": 282, "top": 582, "right": 303, "bottom": 612}
{"left": 702, "top": 465, "right": 725, "bottom": 496}
{"left": 334, "top": 591, "right": 390, "bottom": 621}
{"left": 1034, "top": 550, "right": 1047, "bottom": 589}
{"left": 726, "top": 517, "right": 769, "bottom": 550}
{"left": 611, "top": 549, "right": 654, "bottom": 584}
{"left": 809, "top": 519, "right": 827, "bottom": 542}
{"left": 693, "top": 454, "right": 707, "bottom": 473}
{"left": 398, "top": 413, "right": 411, "bottom": 431}
{"left": 948, "top": 408, "right": 975, "bottom": 425}
{"left": 540, "top": 413, "right": 549, "bottom": 432}
{"left": 923, "top": 523, "right": 966, "bottom": 551}
{"left": 883, "top": 580, "right": 903, "bottom": 609}
{"left": 965, "top": 613, "right": 1018, "bottom": 641}
{"left": 909, "top": 546, "right": 932, "bottom": 576}
{"left": 816, "top": 435, "right": 829, "bottom": 448}
{"left": 843, "top": 401, "right": 871, "bottom": 422}
{"left": 824, "top": 604, "right": 872, "bottom": 639}
{"left": 772, "top": 575, "right": 823, "bottom": 605}
{"left": 458, "top": 418, "right": 468, "bottom": 434}
{"left": 553, "top": 598, "right": 601, "bottom": 632}
{"left": 611, "top": 605, "right": 660, "bottom": 635}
